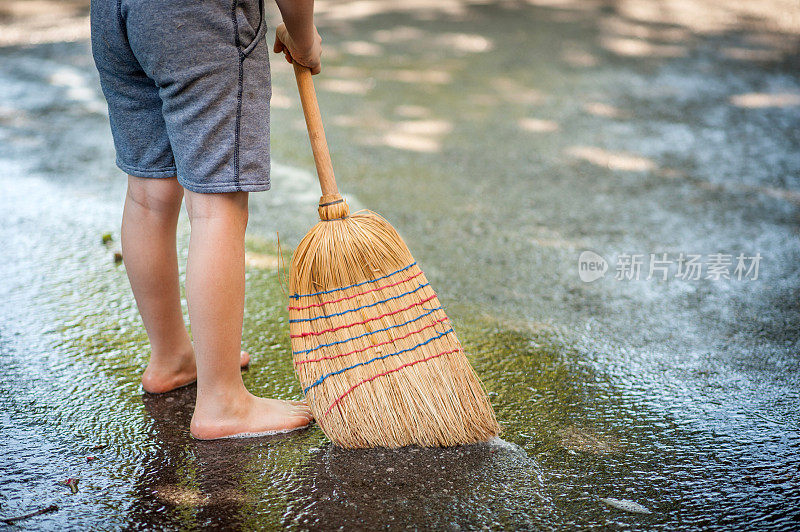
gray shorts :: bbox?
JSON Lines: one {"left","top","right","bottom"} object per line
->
{"left": 90, "top": 0, "right": 271, "bottom": 193}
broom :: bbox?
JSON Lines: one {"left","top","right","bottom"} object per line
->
{"left": 288, "top": 64, "right": 500, "bottom": 448}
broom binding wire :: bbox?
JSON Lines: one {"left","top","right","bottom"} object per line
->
{"left": 289, "top": 209, "right": 500, "bottom": 448}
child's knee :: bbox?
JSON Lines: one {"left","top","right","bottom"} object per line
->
{"left": 184, "top": 190, "right": 249, "bottom": 224}
{"left": 126, "top": 175, "right": 183, "bottom": 214}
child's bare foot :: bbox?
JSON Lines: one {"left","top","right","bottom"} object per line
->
{"left": 142, "top": 349, "right": 251, "bottom": 394}
{"left": 190, "top": 392, "right": 313, "bottom": 440}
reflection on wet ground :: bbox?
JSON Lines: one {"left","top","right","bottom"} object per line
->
{"left": 1, "top": 0, "right": 799, "bottom": 529}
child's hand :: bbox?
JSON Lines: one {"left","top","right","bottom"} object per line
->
{"left": 273, "top": 22, "right": 322, "bottom": 75}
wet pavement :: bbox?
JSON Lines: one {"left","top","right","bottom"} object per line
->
{"left": 1, "top": 0, "right": 799, "bottom": 529}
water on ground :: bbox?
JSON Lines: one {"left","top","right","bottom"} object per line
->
{"left": 1, "top": 0, "right": 799, "bottom": 529}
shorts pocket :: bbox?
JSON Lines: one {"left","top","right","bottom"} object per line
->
{"left": 234, "top": 0, "right": 267, "bottom": 55}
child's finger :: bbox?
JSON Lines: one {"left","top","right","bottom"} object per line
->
{"left": 273, "top": 36, "right": 284, "bottom": 54}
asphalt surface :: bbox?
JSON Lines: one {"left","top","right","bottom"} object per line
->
{"left": 1, "top": 1, "right": 798, "bottom": 529}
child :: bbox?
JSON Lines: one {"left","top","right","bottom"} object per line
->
{"left": 90, "top": 0, "right": 321, "bottom": 439}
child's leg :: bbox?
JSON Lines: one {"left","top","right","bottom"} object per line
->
{"left": 183, "top": 190, "right": 312, "bottom": 439}
{"left": 123, "top": 175, "right": 250, "bottom": 393}
{"left": 122, "top": 175, "right": 196, "bottom": 393}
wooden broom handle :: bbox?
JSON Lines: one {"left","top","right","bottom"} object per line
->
{"left": 293, "top": 63, "right": 339, "bottom": 197}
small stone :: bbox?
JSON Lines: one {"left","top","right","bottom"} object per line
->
{"left": 113, "top": 251, "right": 123, "bottom": 264}
{"left": 386, "top": 467, "right": 395, "bottom": 473}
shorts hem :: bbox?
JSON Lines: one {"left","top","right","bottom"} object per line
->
{"left": 178, "top": 179, "right": 271, "bottom": 194}
{"left": 117, "top": 160, "right": 177, "bottom": 178}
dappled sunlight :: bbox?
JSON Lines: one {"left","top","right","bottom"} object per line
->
{"left": 328, "top": 106, "right": 452, "bottom": 153}
{"left": 350, "top": 117, "right": 453, "bottom": 153}
{"left": 245, "top": 252, "right": 279, "bottom": 270}
{"left": 48, "top": 67, "right": 107, "bottom": 115}
{"left": 270, "top": 91, "right": 294, "bottom": 109}
{"left": 600, "top": 36, "right": 687, "bottom": 58}
{"left": 590, "top": 1, "right": 799, "bottom": 62}
{"left": 393, "top": 119, "right": 453, "bottom": 136}
{"left": 615, "top": 0, "right": 800, "bottom": 35}
{"left": 745, "top": 32, "right": 799, "bottom": 54}
{"left": 330, "top": 114, "right": 362, "bottom": 128}
{"left": 434, "top": 32, "right": 493, "bottom": 53}
{"left": 566, "top": 146, "right": 656, "bottom": 172}
{"left": 319, "top": 77, "right": 374, "bottom": 95}
{"left": 323, "top": 65, "right": 370, "bottom": 78}
{"left": 329, "top": 111, "right": 407, "bottom": 129}
{"left": 561, "top": 46, "right": 599, "bottom": 67}
{"left": 394, "top": 105, "right": 431, "bottom": 118}
{"left": 379, "top": 69, "right": 452, "bottom": 84}
{"left": 0, "top": 18, "right": 88, "bottom": 46}
{"left": 372, "top": 26, "right": 493, "bottom": 54}
{"left": 518, "top": 117, "right": 559, "bottom": 133}
{"left": 315, "top": 0, "right": 471, "bottom": 21}
{"left": 49, "top": 68, "right": 93, "bottom": 101}
{"left": 380, "top": 133, "right": 441, "bottom": 153}
{"left": 600, "top": 15, "right": 691, "bottom": 43}
{"left": 341, "top": 40, "right": 384, "bottom": 56}
{"left": 491, "top": 78, "right": 545, "bottom": 105}
{"left": 721, "top": 47, "right": 784, "bottom": 62}
{"left": 729, "top": 92, "right": 800, "bottom": 108}
{"left": 379, "top": 119, "right": 453, "bottom": 153}
{"left": 521, "top": 0, "right": 603, "bottom": 10}
{"left": 372, "top": 26, "right": 426, "bottom": 43}
{"left": 317, "top": 43, "right": 343, "bottom": 61}
{"left": 0, "top": 0, "right": 88, "bottom": 46}
{"left": 583, "top": 102, "right": 629, "bottom": 119}
{"left": 323, "top": 64, "right": 452, "bottom": 86}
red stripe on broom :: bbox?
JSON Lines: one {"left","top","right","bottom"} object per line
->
{"left": 288, "top": 271, "right": 425, "bottom": 311}
{"left": 295, "top": 317, "right": 450, "bottom": 365}
{"left": 323, "top": 348, "right": 462, "bottom": 416}
{"left": 290, "top": 294, "right": 438, "bottom": 338}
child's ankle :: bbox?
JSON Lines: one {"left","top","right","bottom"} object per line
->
{"left": 195, "top": 384, "right": 251, "bottom": 414}
{"left": 147, "top": 341, "right": 194, "bottom": 366}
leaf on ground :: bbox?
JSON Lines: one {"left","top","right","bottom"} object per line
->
{"left": 59, "top": 477, "right": 80, "bottom": 494}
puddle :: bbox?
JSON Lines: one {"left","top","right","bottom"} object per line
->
{"left": 1, "top": 0, "right": 799, "bottom": 529}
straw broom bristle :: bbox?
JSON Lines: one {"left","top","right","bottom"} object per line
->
{"left": 289, "top": 196, "right": 500, "bottom": 448}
